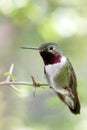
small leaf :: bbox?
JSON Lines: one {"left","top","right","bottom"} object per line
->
{"left": 4, "top": 72, "right": 16, "bottom": 81}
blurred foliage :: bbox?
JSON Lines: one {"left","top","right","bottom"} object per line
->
{"left": 0, "top": 0, "right": 87, "bottom": 130}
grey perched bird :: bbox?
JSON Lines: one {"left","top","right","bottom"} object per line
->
{"left": 21, "top": 42, "right": 80, "bottom": 114}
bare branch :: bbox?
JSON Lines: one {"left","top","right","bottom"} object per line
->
{"left": 10, "top": 85, "right": 21, "bottom": 93}
{"left": 0, "top": 64, "right": 48, "bottom": 94}
{"left": 0, "top": 81, "right": 48, "bottom": 87}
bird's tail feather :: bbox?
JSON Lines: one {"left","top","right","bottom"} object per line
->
{"left": 68, "top": 94, "right": 80, "bottom": 114}
{"left": 57, "top": 93, "right": 80, "bottom": 114}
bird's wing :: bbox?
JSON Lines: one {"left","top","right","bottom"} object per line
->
{"left": 67, "top": 58, "right": 80, "bottom": 114}
{"left": 67, "top": 58, "right": 77, "bottom": 95}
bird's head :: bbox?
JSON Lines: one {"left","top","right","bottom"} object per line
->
{"left": 21, "top": 42, "right": 63, "bottom": 65}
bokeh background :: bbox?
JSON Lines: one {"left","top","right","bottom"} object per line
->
{"left": 0, "top": 0, "right": 87, "bottom": 130}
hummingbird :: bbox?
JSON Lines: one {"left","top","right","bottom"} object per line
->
{"left": 21, "top": 42, "right": 80, "bottom": 114}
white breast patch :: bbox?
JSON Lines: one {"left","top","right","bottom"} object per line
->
{"left": 45, "top": 56, "right": 67, "bottom": 87}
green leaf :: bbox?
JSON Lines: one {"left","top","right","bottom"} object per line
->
{"left": 4, "top": 72, "right": 16, "bottom": 81}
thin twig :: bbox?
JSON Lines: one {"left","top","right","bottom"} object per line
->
{"left": 0, "top": 64, "right": 48, "bottom": 94}
{"left": 0, "top": 81, "right": 48, "bottom": 87}
{"left": 10, "top": 85, "right": 21, "bottom": 93}
{"left": 31, "top": 76, "right": 37, "bottom": 97}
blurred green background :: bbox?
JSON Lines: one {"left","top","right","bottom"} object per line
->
{"left": 0, "top": 0, "right": 87, "bottom": 130}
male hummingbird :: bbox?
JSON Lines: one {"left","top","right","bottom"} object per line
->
{"left": 21, "top": 42, "right": 80, "bottom": 114}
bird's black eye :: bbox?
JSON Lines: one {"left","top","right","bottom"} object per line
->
{"left": 48, "top": 46, "right": 56, "bottom": 51}
{"left": 49, "top": 46, "right": 54, "bottom": 50}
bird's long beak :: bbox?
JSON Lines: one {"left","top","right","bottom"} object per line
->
{"left": 20, "top": 46, "right": 39, "bottom": 50}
